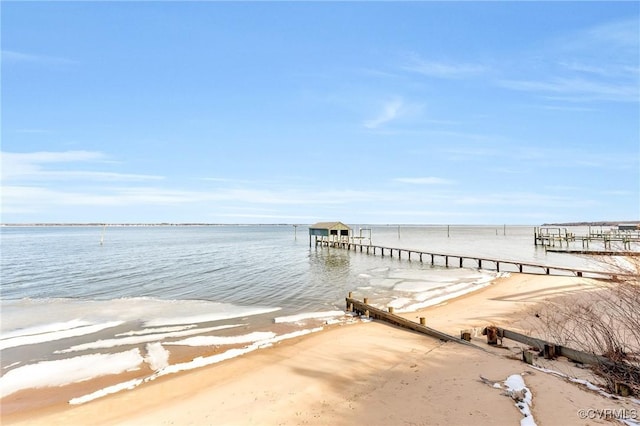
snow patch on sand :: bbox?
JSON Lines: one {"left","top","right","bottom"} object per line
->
{"left": 273, "top": 311, "right": 345, "bottom": 324}
{"left": 69, "top": 378, "right": 144, "bottom": 405}
{"left": 55, "top": 324, "right": 244, "bottom": 353}
{"left": 68, "top": 326, "right": 328, "bottom": 404}
{"left": 504, "top": 374, "right": 536, "bottom": 426}
{"left": 144, "top": 342, "right": 169, "bottom": 371}
{"left": 164, "top": 331, "right": 277, "bottom": 347}
{"left": 0, "top": 321, "right": 125, "bottom": 350}
{"left": 1, "top": 349, "right": 144, "bottom": 398}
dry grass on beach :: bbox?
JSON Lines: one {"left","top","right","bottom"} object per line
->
{"left": 3, "top": 273, "right": 639, "bottom": 426}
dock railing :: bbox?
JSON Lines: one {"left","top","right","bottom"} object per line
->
{"left": 534, "top": 226, "right": 640, "bottom": 251}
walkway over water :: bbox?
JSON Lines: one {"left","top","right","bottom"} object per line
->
{"left": 315, "top": 239, "right": 626, "bottom": 280}
{"left": 534, "top": 226, "right": 640, "bottom": 251}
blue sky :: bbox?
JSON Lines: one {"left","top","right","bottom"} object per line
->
{"left": 2, "top": 2, "right": 639, "bottom": 224}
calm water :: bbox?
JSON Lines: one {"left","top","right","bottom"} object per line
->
{"left": 0, "top": 224, "right": 613, "bottom": 405}
{"left": 0, "top": 224, "right": 607, "bottom": 301}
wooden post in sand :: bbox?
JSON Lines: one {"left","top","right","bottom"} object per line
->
{"left": 388, "top": 307, "right": 395, "bottom": 314}
{"left": 615, "top": 382, "right": 632, "bottom": 397}
{"left": 363, "top": 297, "right": 369, "bottom": 305}
{"left": 543, "top": 344, "right": 556, "bottom": 359}
{"left": 482, "top": 326, "right": 498, "bottom": 345}
{"left": 522, "top": 350, "right": 536, "bottom": 365}
{"left": 419, "top": 317, "right": 426, "bottom": 326}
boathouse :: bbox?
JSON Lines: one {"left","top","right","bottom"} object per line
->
{"left": 618, "top": 223, "right": 640, "bottom": 231}
{"left": 309, "top": 221, "right": 351, "bottom": 246}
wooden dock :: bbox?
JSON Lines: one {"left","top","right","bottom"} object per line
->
{"left": 545, "top": 248, "right": 640, "bottom": 256}
{"left": 534, "top": 226, "right": 640, "bottom": 251}
{"left": 316, "top": 239, "right": 625, "bottom": 279}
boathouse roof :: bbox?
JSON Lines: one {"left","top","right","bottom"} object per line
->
{"left": 308, "top": 222, "right": 351, "bottom": 238}
{"left": 309, "top": 221, "right": 351, "bottom": 231}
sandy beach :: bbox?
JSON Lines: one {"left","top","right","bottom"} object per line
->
{"left": 3, "top": 273, "right": 639, "bottom": 425}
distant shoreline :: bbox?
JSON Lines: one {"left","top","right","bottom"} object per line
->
{"left": 0, "top": 223, "right": 297, "bottom": 227}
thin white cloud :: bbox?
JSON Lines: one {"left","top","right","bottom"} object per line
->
{"left": 1, "top": 151, "right": 163, "bottom": 182}
{"left": 200, "top": 177, "right": 234, "bottom": 182}
{"left": 550, "top": 17, "right": 639, "bottom": 64}
{"left": 4, "top": 151, "right": 106, "bottom": 163}
{"left": 363, "top": 99, "right": 404, "bottom": 129}
{"left": 5, "top": 154, "right": 393, "bottom": 212}
{"left": 544, "top": 185, "right": 585, "bottom": 192}
{"left": 216, "top": 213, "right": 317, "bottom": 221}
{"left": 535, "top": 104, "right": 597, "bottom": 112}
{"left": 585, "top": 18, "right": 639, "bottom": 50}
{"left": 500, "top": 17, "right": 639, "bottom": 104}
{"left": 559, "top": 61, "right": 610, "bottom": 76}
{"left": 558, "top": 61, "right": 637, "bottom": 79}
{"left": 394, "top": 177, "right": 454, "bottom": 185}
{"left": 444, "top": 144, "right": 639, "bottom": 172}
{"left": 600, "top": 190, "right": 635, "bottom": 196}
{"left": 454, "top": 192, "right": 598, "bottom": 208}
{"left": 1, "top": 49, "right": 77, "bottom": 65}
{"left": 14, "top": 129, "right": 53, "bottom": 134}
{"left": 0, "top": 184, "right": 389, "bottom": 215}
{"left": 402, "top": 53, "right": 487, "bottom": 79}
{"left": 216, "top": 188, "right": 384, "bottom": 205}
{"left": 49, "top": 171, "right": 164, "bottom": 181}
{"left": 357, "top": 67, "right": 402, "bottom": 79}
{"left": 371, "top": 209, "right": 476, "bottom": 218}
{"left": 498, "top": 77, "right": 638, "bottom": 103}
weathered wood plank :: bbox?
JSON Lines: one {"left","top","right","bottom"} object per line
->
{"left": 498, "top": 328, "right": 637, "bottom": 370}
{"left": 346, "top": 297, "right": 476, "bottom": 348}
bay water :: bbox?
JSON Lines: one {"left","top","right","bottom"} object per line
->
{"left": 0, "top": 224, "right": 611, "bottom": 406}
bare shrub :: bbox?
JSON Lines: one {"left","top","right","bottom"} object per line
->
{"left": 531, "top": 256, "right": 640, "bottom": 395}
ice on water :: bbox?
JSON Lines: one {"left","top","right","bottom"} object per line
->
{"left": 1, "top": 226, "right": 516, "bottom": 404}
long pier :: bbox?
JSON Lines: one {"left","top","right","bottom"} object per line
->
{"left": 315, "top": 239, "right": 623, "bottom": 279}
